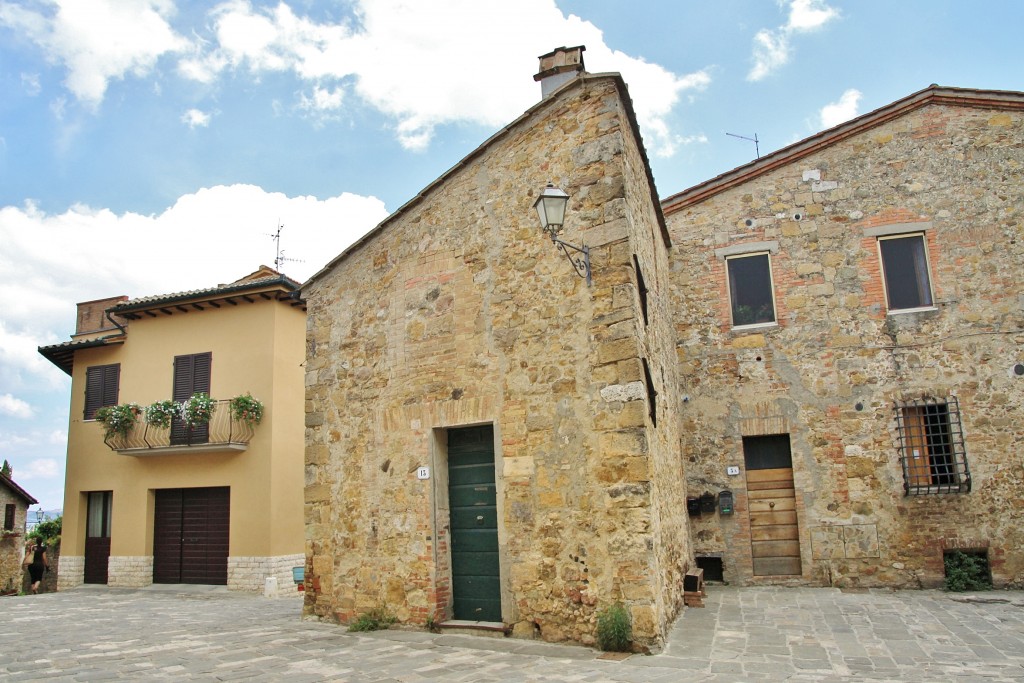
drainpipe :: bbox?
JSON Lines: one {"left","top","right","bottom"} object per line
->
{"left": 104, "top": 309, "right": 127, "bottom": 336}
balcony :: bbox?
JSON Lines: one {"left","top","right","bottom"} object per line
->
{"left": 104, "top": 400, "right": 257, "bottom": 455}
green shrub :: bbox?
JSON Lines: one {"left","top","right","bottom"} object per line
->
{"left": 944, "top": 550, "right": 991, "bottom": 592}
{"left": 30, "top": 516, "right": 62, "bottom": 547}
{"left": 348, "top": 607, "right": 397, "bottom": 632}
{"left": 596, "top": 602, "right": 631, "bottom": 652}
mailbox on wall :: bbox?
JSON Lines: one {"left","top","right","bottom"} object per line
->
{"left": 719, "top": 490, "right": 734, "bottom": 515}
{"left": 699, "top": 491, "right": 716, "bottom": 514}
{"left": 687, "top": 496, "right": 701, "bottom": 516}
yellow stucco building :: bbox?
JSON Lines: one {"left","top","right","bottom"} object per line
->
{"left": 40, "top": 266, "right": 307, "bottom": 591}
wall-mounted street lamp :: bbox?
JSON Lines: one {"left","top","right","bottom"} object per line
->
{"left": 533, "top": 183, "right": 591, "bottom": 286}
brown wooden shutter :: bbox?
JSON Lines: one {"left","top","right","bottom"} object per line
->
{"left": 171, "top": 352, "right": 213, "bottom": 445}
{"left": 84, "top": 364, "right": 120, "bottom": 419}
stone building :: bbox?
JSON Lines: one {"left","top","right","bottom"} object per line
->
{"left": 662, "top": 86, "right": 1024, "bottom": 589}
{"left": 301, "top": 48, "right": 689, "bottom": 647}
{"left": 39, "top": 266, "right": 307, "bottom": 591}
{"left": 0, "top": 468, "right": 39, "bottom": 593}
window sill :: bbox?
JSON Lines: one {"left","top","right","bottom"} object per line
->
{"left": 731, "top": 321, "right": 778, "bottom": 332}
{"left": 887, "top": 306, "right": 937, "bottom": 316}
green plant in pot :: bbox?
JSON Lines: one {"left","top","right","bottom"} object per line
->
{"left": 94, "top": 403, "right": 142, "bottom": 439}
{"left": 181, "top": 393, "right": 216, "bottom": 426}
{"left": 144, "top": 400, "right": 180, "bottom": 429}
{"left": 230, "top": 393, "right": 264, "bottom": 425}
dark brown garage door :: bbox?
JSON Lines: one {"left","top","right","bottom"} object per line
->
{"left": 153, "top": 487, "right": 230, "bottom": 585}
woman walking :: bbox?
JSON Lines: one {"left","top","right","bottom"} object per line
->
{"left": 23, "top": 538, "right": 48, "bottom": 594}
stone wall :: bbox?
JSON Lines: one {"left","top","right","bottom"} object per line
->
{"left": 0, "top": 489, "right": 30, "bottom": 593}
{"left": 57, "top": 554, "right": 83, "bottom": 591}
{"left": 229, "top": 553, "right": 305, "bottom": 592}
{"left": 665, "top": 100, "right": 1024, "bottom": 588}
{"left": 107, "top": 556, "right": 153, "bottom": 588}
{"left": 303, "top": 73, "right": 687, "bottom": 648}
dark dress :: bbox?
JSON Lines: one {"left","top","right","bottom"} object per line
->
{"left": 27, "top": 547, "right": 46, "bottom": 582}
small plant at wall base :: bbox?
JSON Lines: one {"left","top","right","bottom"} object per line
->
{"left": 348, "top": 607, "right": 397, "bottom": 632}
{"left": 944, "top": 551, "right": 992, "bottom": 592}
{"left": 596, "top": 602, "right": 632, "bottom": 652}
{"left": 230, "top": 393, "right": 264, "bottom": 425}
{"left": 181, "top": 393, "right": 216, "bottom": 426}
{"left": 144, "top": 400, "right": 180, "bottom": 429}
{"left": 94, "top": 403, "right": 141, "bottom": 438}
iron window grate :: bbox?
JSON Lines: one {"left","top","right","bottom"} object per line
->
{"left": 894, "top": 396, "right": 970, "bottom": 495}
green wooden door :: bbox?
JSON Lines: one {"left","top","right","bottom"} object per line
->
{"left": 448, "top": 425, "right": 501, "bottom": 622}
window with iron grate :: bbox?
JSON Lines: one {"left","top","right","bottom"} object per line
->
{"left": 894, "top": 396, "right": 970, "bottom": 495}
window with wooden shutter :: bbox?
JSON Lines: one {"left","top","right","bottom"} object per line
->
{"left": 84, "top": 364, "right": 120, "bottom": 420}
{"left": 3, "top": 504, "right": 14, "bottom": 531}
{"left": 171, "top": 352, "right": 212, "bottom": 445}
{"left": 895, "top": 396, "right": 970, "bottom": 495}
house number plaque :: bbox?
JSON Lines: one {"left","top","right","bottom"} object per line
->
{"left": 416, "top": 467, "right": 430, "bottom": 480}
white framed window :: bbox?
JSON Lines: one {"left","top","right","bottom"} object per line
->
{"left": 726, "top": 252, "right": 777, "bottom": 327}
{"left": 878, "top": 233, "right": 934, "bottom": 312}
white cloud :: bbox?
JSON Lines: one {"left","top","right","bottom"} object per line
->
{"left": 0, "top": 186, "right": 389, "bottom": 388}
{"left": 748, "top": 0, "right": 839, "bottom": 81}
{"left": 2, "top": 0, "right": 707, "bottom": 156}
{"left": 182, "top": 108, "right": 211, "bottom": 128}
{"left": 21, "top": 72, "right": 41, "bottom": 96}
{"left": 820, "top": 88, "right": 861, "bottom": 129}
{"left": 0, "top": 0, "right": 189, "bottom": 107}
{"left": 749, "top": 29, "right": 790, "bottom": 83}
{"left": 787, "top": 0, "right": 839, "bottom": 31}
{"left": 0, "top": 394, "right": 33, "bottom": 419}
{"left": 19, "top": 457, "right": 60, "bottom": 479}
{"left": 178, "top": 0, "right": 708, "bottom": 156}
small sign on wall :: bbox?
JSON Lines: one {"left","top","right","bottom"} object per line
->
{"left": 726, "top": 466, "right": 740, "bottom": 476}
{"left": 416, "top": 466, "right": 430, "bottom": 480}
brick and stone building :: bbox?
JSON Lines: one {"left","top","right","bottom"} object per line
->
{"left": 301, "top": 47, "right": 689, "bottom": 648}
{"left": 39, "top": 266, "right": 307, "bottom": 592}
{"left": 0, "top": 467, "right": 38, "bottom": 593}
{"left": 663, "top": 86, "right": 1024, "bottom": 589}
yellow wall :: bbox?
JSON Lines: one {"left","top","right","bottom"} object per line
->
{"left": 60, "top": 297, "right": 306, "bottom": 560}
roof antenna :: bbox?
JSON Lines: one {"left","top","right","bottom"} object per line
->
{"left": 268, "top": 221, "right": 304, "bottom": 272}
{"left": 726, "top": 132, "right": 760, "bottom": 158}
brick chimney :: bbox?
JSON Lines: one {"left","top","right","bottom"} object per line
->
{"left": 75, "top": 296, "right": 129, "bottom": 336}
{"left": 534, "top": 45, "right": 586, "bottom": 99}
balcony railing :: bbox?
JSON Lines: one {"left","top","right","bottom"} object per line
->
{"left": 103, "top": 400, "right": 257, "bottom": 455}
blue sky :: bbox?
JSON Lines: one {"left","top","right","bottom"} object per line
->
{"left": 1, "top": 0, "right": 1022, "bottom": 510}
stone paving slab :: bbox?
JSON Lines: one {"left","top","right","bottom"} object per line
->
{"left": 1, "top": 585, "right": 1023, "bottom": 681}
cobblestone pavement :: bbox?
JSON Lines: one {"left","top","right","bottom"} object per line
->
{"left": 1, "top": 584, "right": 1023, "bottom": 681}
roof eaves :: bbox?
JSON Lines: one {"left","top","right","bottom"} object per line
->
{"left": 111, "top": 275, "right": 302, "bottom": 314}
{"left": 661, "top": 85, "right": 1024, "bottom": 213}
{"left": 37, "top": 335, "right": 125, "bottom": 376}
{"left": 0, "top": 472, "right": 40, "bottom": 506}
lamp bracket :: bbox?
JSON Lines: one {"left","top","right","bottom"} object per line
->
{"left": 551, "top": 236, "right": 591, "bottom": 286}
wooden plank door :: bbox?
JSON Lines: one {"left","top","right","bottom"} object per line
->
{"left": 181, "top": 487, "right": 230, "bottom": 585}
{"left": 84, "top": 491, "right": 112, "bottom": 584}
{"left": 743, "top": 435, "right": 801, "bottom": 577}
{"left": 448, "top": 425, "right": 501, "bottom": 622}
{"left": 153, "top": 487, "right": 230, "bottom": 585}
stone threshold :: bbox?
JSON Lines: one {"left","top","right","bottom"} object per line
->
{"left": 437, "top": 620, "right": 507, "bottom": 637}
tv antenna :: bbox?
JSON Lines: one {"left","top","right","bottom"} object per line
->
{"left": 726, "top": 132, "right": 760, "bottom": 158}
{"left": 268, "top": 222, "right": 304, "bottom": 272}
